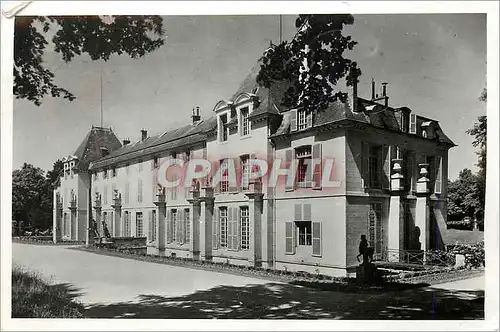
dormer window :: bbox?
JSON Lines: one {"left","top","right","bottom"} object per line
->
{"left": 240, "top": 107, "right": 250, "bottom": 136}
{"left": 112, "top": 167, "right": 117, "bottom": 177}
{"left": 103, "top": 169, "right": 108, "bottom": 179}
{"left": 422, "top": 129, "right": 427, "bottom": 138}
{"left": 220, "top": 114, "right": 228, "bottom": 142}
{"left": 291, "top": 109, "right": 313, "bottom": 132}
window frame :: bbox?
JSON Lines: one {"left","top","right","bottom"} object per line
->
{"left": 219, "top": 207, "right": 228, "bottom": 248}
{"left": 295, "top": 145, "right": 312, "bottom": 188}
{"left": 136, "top": 212, "right": 144, "bottom": 237}
{"left": 219, "top": 113, "right": 228, "bottom": 142}
{"left": 219, "top": 159, "right": 229, "bottom": 193}
{"left": 296, "top": 221, "right": 312, "bottom": 246}
{"left": 240, "top": 206, "right": 250, "bottom": 250}
{"left": 240, "top": 106, "right": 251, "bottom": 137}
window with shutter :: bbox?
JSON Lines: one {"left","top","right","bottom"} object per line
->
{"left": 290, "top": 109, "right": 297, "bottom": 132}
{"left": 184, "top": 208, "right": 190, "bottom": 244}
{"left": 148, "top": 211, "right": 153, "bottom": 241}
{"left": 285, "top": 221, "right": 296, "bottom": 254}
{"left": 312, "top": 222, "right": 322, "bottom": 256}
{"left": 219, "top": 207, "right": 228, "bottom": 248}
{"left": 382, "top": 145, "right": 391, "bottom": 189}
{"left": 166, "top": 209, "right": 172, "bottom": 243}
{"left": 303, "top": 203, "right": 311, "bottom": 221}
{"left": 235, "top": 207, "right": 241, "bottom": 250}
{"left": 312, "top": 143, "right": 322, "bottom": 189}
{"left": 435, "top": 156, "right": 442, "bottom": 194}
{"left": 306, "top": 111, "right": 313, "bottom": 129}
{"left": 296, "top": 145, "right": 312, "bottom": 188}
{"left": 294, "top": 203, "right": 303, "bottom": 221}
{"left": 213, "top": 207, "right": 219, "bottom": 249}
{"left": 409, "top": 113, "right": 417, "bottom": 134}
{"left": 136, "top": 212, "right": 144, "bottom": 237}
{"left": 285, "top": 149, "right": 294, "bottom": 191}
{"left": 172, "top": 209, "right": 178, "bottom": 242}
{"left": 228, "top": 207, "right": 234, "bottom": 250}
{"left": 240, "top": 206, "right": 249, "bottom": 250}
{"left": 125, "top": 182, "right": 130, "bottom": 204}
{"left": 152, "top": 210, "right": 157, "bottom": 241}
{"left": 361, "top": 142, "right": 369, "bottom": 188}
{"left": 177, "top": 209, "right": 183, "bottom": 244}
{"left": 229, "top": 158, "right": 239, "bottom": 193}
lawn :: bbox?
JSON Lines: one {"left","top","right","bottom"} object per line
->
{"left": 11, "top": 265, "right": 85, "bottom": 318}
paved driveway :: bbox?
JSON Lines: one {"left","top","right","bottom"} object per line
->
{"left": 12, "top": 243, "right": 484, "bottom": 319}
{"left": 12, "top": 243, "right": 269, "bottom": 305}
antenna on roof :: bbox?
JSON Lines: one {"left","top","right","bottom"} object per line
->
{"left": 100, "top": 69, "right": 103, "bottom": 127}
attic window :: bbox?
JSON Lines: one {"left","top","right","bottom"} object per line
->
{"left": 422, "top": 129, "right": 427, "bottom": 138}
{"left": 112, "top": 168, "right": 117, "bottom": 177}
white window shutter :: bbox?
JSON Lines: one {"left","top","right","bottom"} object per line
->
{"left": 294, "top": 203, "right": 303, "bottom": 221}
{"left": 285, "top": 149, "right": 294, "bottom": 192}
{"left": 410, "top": 113, "right": 417, "bottom": 134}
{"left": 312, "top": 143, "right": 322, "bottom": 189}
{"left": 285, "top": 221, "right": 296, "bottom": 254}
{"left": 312, "top": 221, "right": 322, "bottom": 257}
{"left": 382, "top": 145, "right": 391, "bottom": 189}
{"left": 213, "top": 208, "right": 219, "bottom": 250}
{"left": 361, "top": 142, "right": 370, "bottom": 188}
{"left": 306, "top": 111, "right": 313, "bottom": 128}
{"left": 290, "top": 109, "right": 297, "bottom": 132}
{"left": 303, "top": 203, "right": 312, "bottom": 221}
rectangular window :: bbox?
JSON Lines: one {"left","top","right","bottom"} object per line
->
{"left": 137, "top": 179, "right": 143, "bottom": 202}
{"left": 241, "top": 107, "right": 250, "bottom": 136}
{"left": 240, "top": 207, "right": 249, "bottom": 250}
{"left": 219, "top": 207, "right": 228, "bottom": 248}
{"left": 240, "top": 155, "right": 250, "bottom": 190}
{"left": 369, "top": 145, "right": 382, "bottom": 189}
{"left": 296, "top": 146, "right": 312, "bottom": 188}
{"left": 184, "top": 208, "right": 190, "bottom": 244}
{"left": 297, "top": 109, "right": 307, "bottom": 130}
{"left": 153, "top": 156, "right": 159, "bottom": 169}
{"left": 151, "top": 210, "right": 157, "bottom": 241}
{"left": 103, "top": 186, "right": 108, "bottom": 204}
{"left": 296, "top": 221, "right": 312, "bottom": 246}
{"left": 171, "top": 209, "right": 177, "bottom": 242}
{"left": 136, "top": 212, "right": 144, "bottom": 237}
{"left": 220, "top": 114, "right": 228, "bottom": 142}
{"left": 220, "top": 159, "right": 229, "bottom": 193}
{"left": 124, "top": 211, "right": 131, "bottom": 237}
{"left": 368, "top": 203, "right": 383, "bottom": 256}
{"left": 112, "top": 168, "right": 116, "bottom": 177}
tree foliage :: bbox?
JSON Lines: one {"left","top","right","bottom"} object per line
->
{"left": 447, "top": 169, "right": 482, "bottom": 221}
{"left": 14, "top": 16, "right": 165, "bottom": 106}
{"left": 12, "top": 163, "right": 52, "bottom": 231}
{"left": 46, "top": 159, "right": 64, "bottom": 190}
{"left": 257, "top": 14, "right": 361, "bottom": 112}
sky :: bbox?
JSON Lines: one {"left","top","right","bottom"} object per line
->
{"left": 13, "top": 14, "right": 486, "bottom": 180}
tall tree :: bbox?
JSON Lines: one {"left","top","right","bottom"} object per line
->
{"left": 466, "top": 88, "right": 487, "bottom": 220}
{"left": 257, "top": 14, "right": 361, "bottom": 112}
{"left": 12, "top": 163, "right": 52, "bottom": 231}
{"left": 14, "top": 16, "right": 165, "bottom": 106}
{"left": 447, "top": 169, "right": 482, "bottom": 222}
{"left": 46, "top": 159, "right": 64, "bottom": 190}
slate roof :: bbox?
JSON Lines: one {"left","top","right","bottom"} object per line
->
{"left": 89, "top": 118, "right": 217, "bottom": 170}
{"left": 71, "top": 127, "right": 122, "bottom": 171}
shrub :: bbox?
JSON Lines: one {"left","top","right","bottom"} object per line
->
{"left": 450, "top": 241, "right": 485, "bottom": 269}
{"left": 12, "top": 266, "right": 84, "bottom": 318}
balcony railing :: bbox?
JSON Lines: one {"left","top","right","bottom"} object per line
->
{"left": 373, "top": 248, "right": 453, "bottom": 267}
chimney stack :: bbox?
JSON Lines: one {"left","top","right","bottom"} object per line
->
{"left": 381, "top": 82, "right": 388, "bottom": 106}
{"left": 371, "top": 78, "right": 376, "bottom": 100}
{"left": 122, "top": 138, "right": 131, "bottom": 146}
{"left": 141, "top": 129, "right": 147, "bottom": 141}
{"left": 192, "top": 106, "right": 201, "bottom": 124}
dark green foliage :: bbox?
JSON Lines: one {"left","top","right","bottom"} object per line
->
{"left": 257, "top": 14, "right": 361, "bottom": 112}
{"left": 14, "top": 15, "right": 165, "bottom": 106}
{"left": 450, "top": 241, "right": 485, "bottom": 269}
{"left": 447, "top": 169, "right": 482, "bottom": 222}
{"left": 12, "top": 266, "right": 84, "bottom": 318}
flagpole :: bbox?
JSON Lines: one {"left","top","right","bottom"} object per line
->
{"left": 100, "top": 69, "right": 103, "bottom": 127}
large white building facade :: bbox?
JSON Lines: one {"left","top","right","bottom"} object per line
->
{"left": 53, "top": 65, "right": 455, "bottom": 276}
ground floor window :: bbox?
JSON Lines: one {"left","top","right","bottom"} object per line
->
{"left": 296, "top": 221, "right": 312, "bottom": 246}
{"left": 240, "top": 206, "right": 249, "bottom": 250}
{"left": 368, "top": 203, "right": 383, "bottom": 255}
{"left": 219, "top": 207, "right": 228, "bottom": 248}
{"left": 63, "top": 212, "right": 68, "bottom": 236}
{"left": 171, "top": 209, "right": 177, "bottom": 242}
{"left": 150, "top": 210, "right": 157, "bottom": 241}
{"left": 184, "top": 208, "right": 190, "bottom": 243}
{"left": 136, "top": 212, "right": 144, "bottom": 237}
{"left": 124, "top": 211, "right": 131, "bottom": 237}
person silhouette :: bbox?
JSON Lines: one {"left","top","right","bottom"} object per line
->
{"left": 357, "top": 235, "right": 368, "bottom": 263}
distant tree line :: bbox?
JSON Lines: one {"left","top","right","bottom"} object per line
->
{"left": 12, "top": 160, "right": 63, "bottom": 235}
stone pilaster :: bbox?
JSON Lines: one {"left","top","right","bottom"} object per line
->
{"left": 415, "top": 163, "right": 430, "bottom": 259}
{"left": 53, "top": 192, "right": 63, "bottom": 244}
{"left": 199, "top": 186, "right": 214, "bottom": 262}
{"left": 388, "top": 158, "right": 403, "bottom": 262}
{"left": 111, "top": 190, "right": 122, "bottom": 237}
{"left": 186, "top": 187, "right": 201, "bottom": 260}
{"left": 245, "top": 181, "right": 264, "bottom": 267}
{"left": 153, "top": 187, "right": 166, "bottom": 256}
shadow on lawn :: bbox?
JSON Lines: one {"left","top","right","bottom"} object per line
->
{"left": 84, "top": 282, "right": 484, "bottom": 320}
